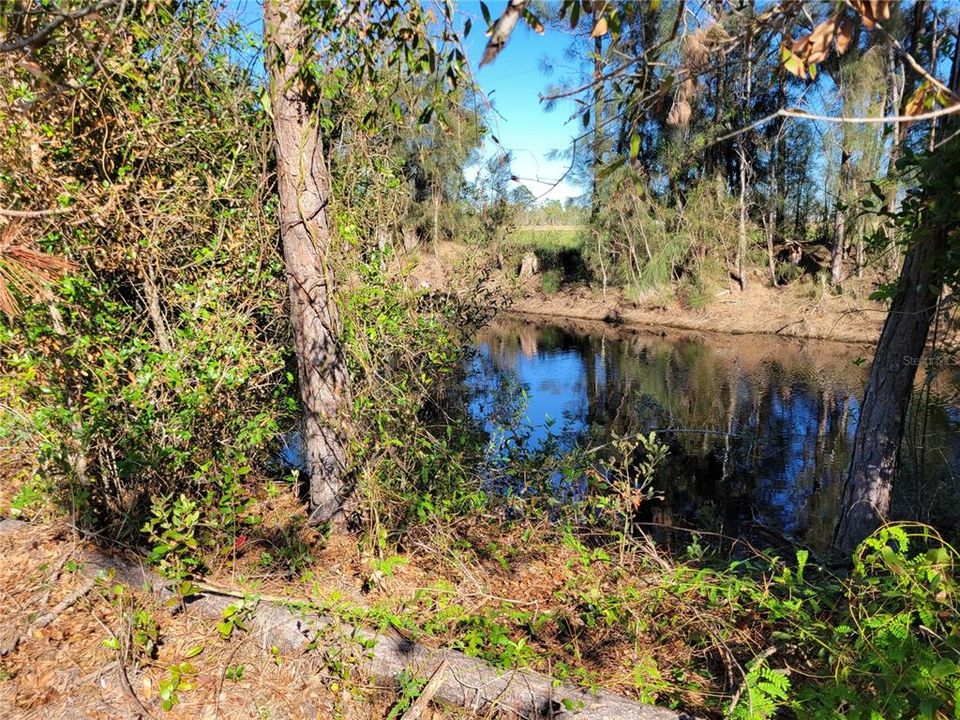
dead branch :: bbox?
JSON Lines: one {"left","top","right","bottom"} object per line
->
{"left": 0, "top": 0, "right": 122, "bottom": 53}
{"left": 399, "top": 659, "right": 448, "bottom": 720}
{"left": 0, "top": 207, "right": 72, "bottom": 218}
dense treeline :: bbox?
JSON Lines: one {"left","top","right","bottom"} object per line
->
{"left": 534, "top": 1, "right": 958, "bottom": 299}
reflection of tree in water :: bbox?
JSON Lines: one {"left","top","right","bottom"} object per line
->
{"left": 470, "top": 320, "right": 960, "bottom": 551}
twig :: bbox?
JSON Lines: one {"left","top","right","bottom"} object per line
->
{"left": 775, "top": 319, "right": 803, "bottom": 334}
{"left": 727, "top": 646, "right": 777, "bottom": 716}
{"left": 117, "top": 655, "right": 155, "bottom": 720}
{"left": 37, "top": 550, "right": 74, "bottom": 608}
{"left": 779, "top": 104, "right": 960, "bottom": 125}
{"left": 0, "top": 0, "right": 121, "bottom": 53}
{"left": 399, "top": 659, "right": 449, "bottom": 720}
{"left": 0, "top": 575, "right": 96, "bottom": 656}
{"left": 33, "top": 576, "right": 97, "bottom": 629}
{"left": 190, "top": 580, "right": 297, "bottom": 606}
{"left": 0, "top": 206, "right": 72, "bottom": 218}
{"left": 712, "top": 103, "right": 960, "bottom": 148}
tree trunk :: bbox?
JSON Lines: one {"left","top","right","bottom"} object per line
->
{"left": 832, "top": 227, "right": 946, "bottom": 554}
{"left": 591, "top": 17, "right": 603, "bottom": 214}
{"left": 264, "top": 0, "right": 351, "bottom": 525}
{"left": 591, "top": 9, "right": 608, "bottom": 299}
{"left": 834, "top": 10, "right": 960, "bottom": 555}
{"left": 737, "top": 142, "right": 748, "bottom": 291}
{"left": 830, "top": 146, "right": 850, "bottom": 286}
{"left": 765, "top": 205, "right": 777, "bottom": 286}
{"left": 736, "top": 16, "right": 753, "bottom": 292}
{"left": 432, "top": 190, "right": 441, "bottom": 256}
{"left": 928, "top": 11, "right": 939, "bottom": 151}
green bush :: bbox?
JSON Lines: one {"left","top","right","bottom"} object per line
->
{"left": 717, "top": 524, "right": 960, "bottom": 719}
{"left": 0, "top": 8, "right": 291, "bottom": 540}
{"left": 541, "top": 269, "right": 563, "bottom": 295}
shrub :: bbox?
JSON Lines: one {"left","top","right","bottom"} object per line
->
{"left": 541, "top": 269, "right": 562, "bottom": 295}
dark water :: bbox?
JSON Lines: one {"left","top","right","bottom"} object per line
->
{"left": 467, "top": 317, "right": 960, "bottom": 550}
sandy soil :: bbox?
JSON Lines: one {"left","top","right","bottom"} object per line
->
{"left": 512, "top": 281, "right": 887, "bottom": 344}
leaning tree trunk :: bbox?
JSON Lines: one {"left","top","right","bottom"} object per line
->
{"left": 834, "top": 22, "right": 960, "bottom": 556}
{"left": 833, "top": 228, "right": 946, "bottom": 555}
{"left": 264, "top": 0, "right": 351, "bottom": 524}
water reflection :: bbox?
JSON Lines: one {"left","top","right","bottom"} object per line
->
{"left": 468, "top": 318, "right": 960, "bottom": 550}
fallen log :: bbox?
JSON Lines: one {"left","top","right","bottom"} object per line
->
{"left": 0, "top": 519, "right": 693, "bottom": 719}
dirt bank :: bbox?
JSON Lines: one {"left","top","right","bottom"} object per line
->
{"left": 410, "top": 241, "right": 889, "bottom": 345}
{"left": 511, "top": 281, "right": 887, "bottom": 345}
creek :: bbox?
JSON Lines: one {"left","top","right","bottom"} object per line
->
{"left": 467, "top": 316, "right": 960, "bottom": 550}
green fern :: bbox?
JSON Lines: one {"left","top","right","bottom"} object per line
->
{"left": 731, "top": 658, "right": 790, "bottom": 720}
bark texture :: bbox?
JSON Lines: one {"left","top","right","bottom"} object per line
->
{"left": 0, "top": 520, "right": 693, "bottom": 720}
{"left": 834, "top": 31, "right": 960, "bottom": 556}
{"left": 830, "top": 146, "right": 850, "bottom": 286}
{"left": 264, "top": 0, "right": 351, "bottom": 524}
{"left": 833, "top": 228, "right": 946, "bottom": 554}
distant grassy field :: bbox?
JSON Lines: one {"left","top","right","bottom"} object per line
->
{"left": 508, "top": 225, "right": 584, "bottom": 252}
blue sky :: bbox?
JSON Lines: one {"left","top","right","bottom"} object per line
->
{"left": 230, "top": 0, "right": 585, "bottom": 202}
{"left": 457, "top": 2, "right": 583, "bottom": 202}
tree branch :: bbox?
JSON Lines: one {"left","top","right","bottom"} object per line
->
{"left": 0, "top": 206, "right": 72, "bottom": 218}
{"left": 0, "top": 0, "right": 121, "bottom": 53}
{"left": 710, "top": 103, "right": 960, "bottom": 148}
{"left": 843, "top": 0, "right": 960, "bottom": 105}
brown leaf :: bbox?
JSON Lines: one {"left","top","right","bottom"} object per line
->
{"left": 0, "top": 223, "right": 76, "bottom": 317}
{"left": 677, "top": 77, "right": 696, "bottom": 101}
{"left": 835, "top": 17, "right": 853, "bottom": 55}
{"left": 850, "top": 0, "right": 890, "bottom": 30}
{"left": 848, "top": 0, "right": 871, "bottom": 29}
{"left": 781, "top": 43, "right": 807, "bottom": 79}
{"left": 591, "top": 16, "right": 608, "bottom": 38}
{"left": 792, "top": 18, "right": 836, "bottom": 66}
{"left": 791, "top": 35, "right": 810, "bottom": 57}
{"left": 870, "top": 0, "right": 891, "bottom": 23}
{"left": 903, "top": 82, "right": 933, "bottom": 127}
{"left": 807, "top": 18, "right": 836, "bottom": 64}
{"left": 666, "top": 99, "right": 692, "bottom": 127}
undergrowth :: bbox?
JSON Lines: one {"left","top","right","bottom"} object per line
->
{"left": 122, "top": 424, "right": 960, "bottom": 719}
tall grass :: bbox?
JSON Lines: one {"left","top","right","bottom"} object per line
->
{"left": 508, "top": 225, "right": 584, "bottom": 253}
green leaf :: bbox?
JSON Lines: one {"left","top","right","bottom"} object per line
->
{"left": 629, "top": 133, "right": 640, "bottom": 160}
{"left": 480, "top": 1, "right": 491, "bottom": 26}
{"left": 930, "top": 659, "right": 958, "bottom": 679}
{"left": 258, "top": 88, "right": 272, "bottom": 120}
{"left": 596, "top": 157, "right": 625, "bottom": 182}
